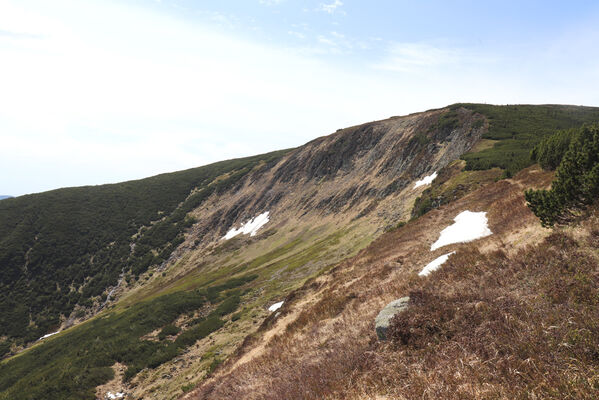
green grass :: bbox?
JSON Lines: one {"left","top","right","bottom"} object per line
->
{"left": 411, "top": 161, "right": 503, "bottom": 218}
{"left": 0, "top": 221, "right": 364, "bottom": 399}
{"left": 457, "top": 104, "right": 599, "bottom": 175}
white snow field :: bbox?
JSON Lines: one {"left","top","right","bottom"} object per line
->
{"left": 418, "top": 252, "right": 455, "bottom": 277}
{"left": 268, "top": 301, "right": 284, "bottom": 312}
{"left": 106, "top": 392, "right": 125, "bottom": 399}
{"left": 431, "top": 210, "right": 492, "bottom": 251}
{"left": 38, "top": 331, "right": 59, "bottom": 341}
{"left": 223, "top": 211, "right": 270, "bottom": 240}
{"left": 414, "top": 171, "right": 438, "bottom": 188}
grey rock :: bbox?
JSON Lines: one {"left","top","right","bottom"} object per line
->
{"left": 375, "top": 297, "right": 410, "bottom": 341}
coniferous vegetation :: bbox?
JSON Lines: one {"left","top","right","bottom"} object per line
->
{"left": 526, "top": 123, "right": 599, "bottom": 226}
{"left": 0, "top": 342, "right": 10, "bottom": 358}
{"left": 530, "top": 128, "right": 576, "bottom": 170}
{"left": 0, "top": 150, "right": 289, "bottom": 345}
{"left": 459, "top": 104, "right": 599, "bottom": 175}
{"left": 0, "top": 275, "right": 252, "bottom": 400}
{"left": 158, "top": 324, "right": 180, "bottom": 340}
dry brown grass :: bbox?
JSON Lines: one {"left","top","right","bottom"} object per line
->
{"left": 185, "top": 167, "right": 599, "bottom": 400}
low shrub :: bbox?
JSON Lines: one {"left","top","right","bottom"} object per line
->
{"left": 158, "top": 324, "right": 181, "bottom": 340}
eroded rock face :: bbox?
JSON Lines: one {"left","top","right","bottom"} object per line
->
{"left": 187, "top": 107, "right": 486, "bottom": 247}
{"left": 375, "top": 297, "right": 410, "bottom": 340}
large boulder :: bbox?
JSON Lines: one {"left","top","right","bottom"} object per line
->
{"left": 375, "top": 297, "right": 410, "bottom": 340}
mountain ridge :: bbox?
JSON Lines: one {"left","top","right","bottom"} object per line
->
{"left": 1, "top": 103, "right": 599, "bottom": 399}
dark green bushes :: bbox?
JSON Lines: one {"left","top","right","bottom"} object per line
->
{"left": 0, "top": 341, "right": 10, "bottom": 358}
{"left": 0, "top": 274, "right": 253, "bottom": 400}
{"left": 0, "top": 150, "right": 289, "bottom": 344}
{"left": 213, "top": 294, "right": 241, "bottom": 316}
{"left": 530, "top": 128, "right": 576, "bottom": 170}
{"left": 202, "top": 274, "right": 258, "bottom": 302}
{"left": 459, "top": 104, "right": 599, "bottom": 176}
{"left": 174, "top": 317, "right": 224, "bottom": 349}
{"left": 436, "top": 110, "right": 460, "bottom": 133}
{"left": 412, "top": 192, "right": 435, "bottom": 219}
{"left": 408, "top": 133, "right": 431, "bottom": 147}
{"left": 526, "top": 124, "right": 599, "bottom": 226}
{"left": 158, "top": 324, "right": 181, "bottom": 340}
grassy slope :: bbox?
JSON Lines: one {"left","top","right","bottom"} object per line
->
{"left": 0, "top": 212, "right": 373, "bottom": 400}
{"left": 189, "top": 166, "right": 599, "bottom": 400}
{"left": 0, "top": 150, "right": 290, "bottom": 344}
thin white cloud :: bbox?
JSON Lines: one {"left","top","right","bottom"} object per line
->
{"left": 374, "top": 43, "right": 464, "bottom": 72}
{"left": 318, "top": 0, "right": 344, "bottom": 14}
{"left": 318, "top": 35, "right": 336, "bottom": 46}
{"left": 288, "top": 30, "right": 306, "bottom": 39}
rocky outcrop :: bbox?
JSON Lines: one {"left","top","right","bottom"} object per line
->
{"left": 186, "top": 107, "right": 487, "bottom": 247}
{"left": 375, "top": 297, "right": 410, "bottom": 340}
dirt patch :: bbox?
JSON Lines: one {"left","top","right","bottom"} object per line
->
{"left": 95, "top": 363, "right": 128, "bottom": 400}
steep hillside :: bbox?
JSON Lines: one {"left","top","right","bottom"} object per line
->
{"left": 1, "top": 104, "right": 598, "bottom": 400}
{"left": 0, "top": 151, "right": 289, "bottom": 344}
{"left": 186, "top": 117, "right": 599, "bottom": 399}
{"left": 188, "top": 166, "right": 599, "bottom": 400}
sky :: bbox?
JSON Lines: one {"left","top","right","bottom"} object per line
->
{"left": 1, "top": 0, "right": 599, "bottom": 196}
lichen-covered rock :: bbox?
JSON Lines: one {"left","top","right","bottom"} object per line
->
{"left": 375, "top": 297, "right": 410, "bottom": 340}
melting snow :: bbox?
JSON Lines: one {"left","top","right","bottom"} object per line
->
{"left": 268, "top": 301, "right": 284, "bottom": 312}
{"left": 223, "top": 211, "right": 270, "bottom": 240}
{"left": 106, "top": 392, "right": 125, "bottom": 399}
{"left": 414, "top": 171, "right": 438, "bottom": 188}
{"left": 38, "top": 331, "right": 59, "bottom": 341}
{"left": 431, "top": 210, "right": 492, "bottom": 251}
{"left": 419, "top": 252, "right": 455, "bottom": 276}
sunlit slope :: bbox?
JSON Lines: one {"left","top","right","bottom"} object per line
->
{"left": 1, "top": 104, "right": 598, "bottom": 400}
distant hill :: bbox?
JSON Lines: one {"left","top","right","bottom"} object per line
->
{"left": 0, "top": 196, "right": 12, "bottom": 200}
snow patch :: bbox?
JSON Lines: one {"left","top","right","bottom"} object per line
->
{"left": 431, "top": 210, "right": 492, "bottom": 251}
{"left": 414, "top": 171, "right": 438, "bottom": 188}
{"left": 38, "top": 331, "right": 59, "bottom": 341}
{"left": 268, "top": 301, "right": 284, "bottom": 312}
{"left": 419, "top": 252, "right": 455, "bottom": 277}
{"left": 106, "top": 392, "right": 125, "bottom": 399}
{"left": 223, "top": 211, "right": 270, "bottom": 240}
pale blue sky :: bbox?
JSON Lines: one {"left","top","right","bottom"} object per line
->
{"left": 1, "top": 0, "right": 599, "bottom": 196}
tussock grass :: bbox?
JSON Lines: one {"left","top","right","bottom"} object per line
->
{"left": 190, "top": 171, "right": 599, "bottom": 400}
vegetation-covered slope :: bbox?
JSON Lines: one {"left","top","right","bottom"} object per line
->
{"left": 526, "top": 123, "right": 599, "bottom": 226}
{"left": 2, "top": 103, "right": 599, "bottom": 400}
{"left": 0, "top": 274, "right": 257, "bottom": 400}
{"left": 189, "top": 164, "right": 599, "bottom": 400}
{"left": 459, "top": 103, "right": 599, "bottom": 175}
{"left": 0, "top": 150, "right": 289, "bottom": 343}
